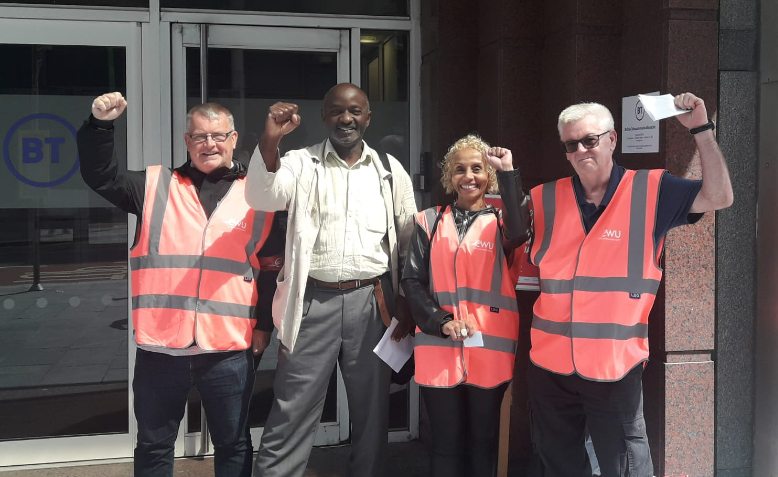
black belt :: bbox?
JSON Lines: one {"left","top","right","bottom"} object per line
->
{"left": 307, "top": 276, "right": 381, "bottom": 291}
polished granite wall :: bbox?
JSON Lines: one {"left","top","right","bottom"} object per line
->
{"left": 422, "top": 0, "right": 760, "bottom": 477}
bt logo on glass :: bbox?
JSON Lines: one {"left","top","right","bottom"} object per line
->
{"left": 3, "top": 113, "right": 80, "bottom": 188}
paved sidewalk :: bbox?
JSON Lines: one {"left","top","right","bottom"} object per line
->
{"left": 0, "top": 440, "right": 429, "bottom": 476}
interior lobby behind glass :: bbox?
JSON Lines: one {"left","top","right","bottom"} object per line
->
{"left": 0, "top": 44, "right": 130, "bottom": 440}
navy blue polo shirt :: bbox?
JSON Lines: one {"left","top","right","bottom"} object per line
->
{"left": 571, "top": 163, "right": 703, "bottom": 245}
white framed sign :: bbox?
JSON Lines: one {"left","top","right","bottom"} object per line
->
{"left": 621, "top": 91, "right": 659, "bottom": 154}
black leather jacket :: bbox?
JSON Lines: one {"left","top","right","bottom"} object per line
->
{"left": 400, "top": 170, "right": 531, "bottom": 337}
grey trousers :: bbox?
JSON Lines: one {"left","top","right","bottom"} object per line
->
{"left": 253, "top": 279, "right": 391, "bottom": 477}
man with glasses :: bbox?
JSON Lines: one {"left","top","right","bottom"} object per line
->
{"left": 526, "top": 93, "right": 733, "bottom": 476}
{"left": 77, "top": 92, "right": 284, "bottom": 477}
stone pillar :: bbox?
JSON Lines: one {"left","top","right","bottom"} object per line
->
{"left": 643, "top": 3, "right": 720, "bottom": 476}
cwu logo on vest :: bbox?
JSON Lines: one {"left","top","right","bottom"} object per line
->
{"left": 224, "top": 217, "right": 248, "bottom": 231}
{"left": 600, "top": 229, "right": 622, "bottom": 241}
{"left": 471, "top": 239, "right": 494, "bottom": 251}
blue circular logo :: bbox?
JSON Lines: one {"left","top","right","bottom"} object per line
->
{"left": 3, "top": 113, "right": 80, "bottom": 188}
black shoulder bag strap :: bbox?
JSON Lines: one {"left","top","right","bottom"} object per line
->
{"left": 377, "top": 149, "right": 394, "bottom": 194}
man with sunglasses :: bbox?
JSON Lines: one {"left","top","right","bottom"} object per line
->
{"left": 77, "top": 92, "right": 284, "bottom": 477}
{"left": 526, "top": 92, "right": 733, "bottom": 477}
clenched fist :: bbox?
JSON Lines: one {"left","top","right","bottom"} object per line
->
{"left": 91, "top": 92, "right": 127, "bottom": 121}
{"left": 673, "top": 92, "right": 709, "bottom": 130}
{"left": 486, "top": 146, "right": 514, "bottom": 172}
{"left": 264, "top": 102, "right": 301, "bottom": 143}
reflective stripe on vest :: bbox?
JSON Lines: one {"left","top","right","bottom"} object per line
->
{"left": 413, "top": 206, "right": 519, "bottom": 388}
{"left": 529, "top": 169, "right": 663, "bottom": 381}
{"left": 130, "top": 165, "right": 272, "bottom": 350}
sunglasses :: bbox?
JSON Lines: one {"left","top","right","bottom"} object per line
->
{"left": 562, "top": 130, "right": 610, "bottom": 153}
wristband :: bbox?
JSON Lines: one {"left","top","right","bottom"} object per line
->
{"left": 689, "top": 120, "right": 715, "bottom": 135}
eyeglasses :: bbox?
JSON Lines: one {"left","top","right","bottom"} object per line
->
{"left": 561, "top": 130, "right": 611, "bottom": 153}
{"left": 187, "top": 131, "right": 234, "bottom": 143}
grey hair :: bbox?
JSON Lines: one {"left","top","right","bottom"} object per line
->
{"left": 186, "top": 103, "right": 235, "bottom": 131}
{"left": 557, "top": 102, "right": 614, "bottom": 137}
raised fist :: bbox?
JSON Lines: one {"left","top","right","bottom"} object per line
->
{"left": 264, "top": 102, "right": 301, "bottom": 141}
{"left": 486, "top": 146, "right": 514, "bottom": 172}
{"left": 91, "top": 92, "right": 127, "bottom": 121}
{"left": 673, "top": 92, "right": 709, "bottom": 130}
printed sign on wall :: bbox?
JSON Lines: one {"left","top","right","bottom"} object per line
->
{"left": 621, "top": 92, "right": 659, "bottom": 154}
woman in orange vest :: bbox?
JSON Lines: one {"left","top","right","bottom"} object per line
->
{"left": 401, "top": 135, "right": 530, "bottom": 477}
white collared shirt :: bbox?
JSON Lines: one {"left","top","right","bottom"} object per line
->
{"left": 308, "top": 140, "right": 389, "bottom": 281}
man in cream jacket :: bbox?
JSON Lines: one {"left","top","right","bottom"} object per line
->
{"left": 245, "top": 83, "right": 416, "bottom": 477}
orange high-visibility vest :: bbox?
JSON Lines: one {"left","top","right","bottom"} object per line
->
{"left": 413, "top": 206, "right": 519, "bottom": 388}
{"left": 130, "top": 165, "right": 273, "bottom": 351}
{"left": 529, "top": 169, "right": 664, "bottom": 381}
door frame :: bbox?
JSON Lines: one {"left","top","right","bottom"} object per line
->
{"left": 0, "top": 16, "right": 143, "bottom": 466}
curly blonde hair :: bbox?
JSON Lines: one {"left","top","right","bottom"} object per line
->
{"left": 440, "top": 134, "right": 498, "bottom": 195}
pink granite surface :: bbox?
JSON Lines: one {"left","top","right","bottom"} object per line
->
{"left": 662, "top": 361, "right": 715, "bottom": 477}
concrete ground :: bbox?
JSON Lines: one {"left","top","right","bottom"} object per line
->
{"left": 0, "top": 441, "right": 429, "bottom": 476}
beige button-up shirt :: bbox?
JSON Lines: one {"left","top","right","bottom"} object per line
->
{"left": 308, "top": 141, "right": 389, "bottom": 281}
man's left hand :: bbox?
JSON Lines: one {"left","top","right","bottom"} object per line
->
{"left": 252, "top": 330, "right": 271, "bottom": 356}
{"left": 673, "top": 92, "right": 709, "bottom": 130}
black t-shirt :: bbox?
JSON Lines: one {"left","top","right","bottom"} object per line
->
{"left": 571, "top": 164, "right": 703, "bottom": 247}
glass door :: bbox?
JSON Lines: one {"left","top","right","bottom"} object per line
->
{"left": 170, "top": 23, "right": 350, "bottom": 454}
{"left": 0, "top": 18, "right": 141, "bottom": 466}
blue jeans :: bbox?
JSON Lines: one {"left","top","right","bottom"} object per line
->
{"left": 132, "top": 348, "right": 254, "bottom": 477}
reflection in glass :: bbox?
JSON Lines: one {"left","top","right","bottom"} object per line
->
{"left": 0, "top": 44, "right": 129, "bottom": 439}
{"left": 185, "top": 47, "right": 336, "bottom": 158}
{"left": 361, "top": 30, "right": 410, "bottom": 173}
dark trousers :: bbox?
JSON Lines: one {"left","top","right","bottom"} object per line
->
{"left": 421, "top": 382, "right": 509, "bottom": 477}
{"left": 528, "top": 363, "right": 652, "bottom": 477}
{"left": 132, "top": 348, "right": 255, "bottom": 477}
